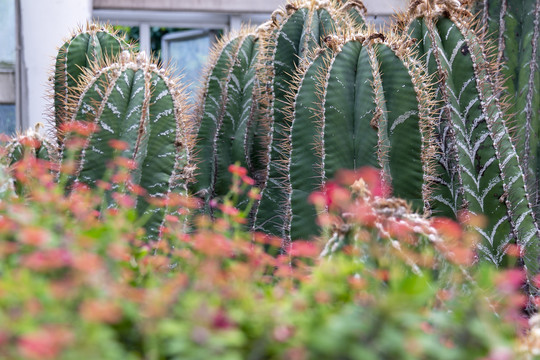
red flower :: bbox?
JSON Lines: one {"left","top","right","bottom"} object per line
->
{"left": 18, "top": 327, "right": 73, "bottom": 360}
{"left": 19, "top": 227, "right": 51, "bottom": 247}
{"left": 80, "top": 300, "right": 122, "bottom": 324}
{"left": 22, "top": 249, "right": 72, "bottom": 271}
{"left": 289, "top": 241, "right": 319, "bottom": 258}
{"left": 108, "top": 139, "right": 129, "bottom": 151}
{"left": 496, "top": 269, "right": 526, "bottom": 293}
{"left": 228, "top": 164, "right": 247, "bottom": 177}
{"left": 60, "top": 120, "right": 98, "bottom": 137}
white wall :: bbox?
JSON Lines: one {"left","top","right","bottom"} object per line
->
{"left": 20, "top": 0, "right": 92, "bottom": 131}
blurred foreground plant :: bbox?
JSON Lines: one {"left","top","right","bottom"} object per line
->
{"left": 0, "top": 154, "right": 534, "bottom": 359}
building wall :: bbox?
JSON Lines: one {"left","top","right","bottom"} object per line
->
{"left": 20, "top": 0, "right": 92, "bottom": 130}
{"left": 94, "top": 0, "right": 406, "bottom": 16}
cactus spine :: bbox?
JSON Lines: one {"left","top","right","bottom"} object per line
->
{"left": 54, "top": 23, "right": 127, "bottom": 141}
{"left": 64, "top": 51, "right": 193, "bottom": 238}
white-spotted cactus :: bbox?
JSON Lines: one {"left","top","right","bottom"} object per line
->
{"left": 63, "top": 50, "right": 194, "bottom": 239}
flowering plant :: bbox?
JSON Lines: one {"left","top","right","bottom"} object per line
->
{"left": 0, "top": 150, "right": 535, "bottom": 359}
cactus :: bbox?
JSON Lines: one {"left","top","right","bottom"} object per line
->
{"left": 54, "top": 23, "right": 127, "bottom": 142}
{"left": 286, "top": 30, "right": 435, "bottom": 242}
{"left": 63, "top": 51, "right": 194, "bottom": 239}
{"left": 0, "top": 162, "right": 14, "bottom": 200}
{"left": 192, "top": 28, "right": 261, "bottom": 211}
{"left": 192, "top": 0, "right": 367, "bottom": 222}
{"left": 3, "top": 126, "right": 58, "bottom": 196}
{"left": 395, "top": 0, "right": 540, "bottom": 281}
{"left": 473, "top": 0, "right": 540, "bottom": 214}
{"left": 253, "top": 0, "right": 366, "bottom": 239}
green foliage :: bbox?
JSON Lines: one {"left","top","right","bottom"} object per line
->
{"left": 0, "top": 158, "right": 529, "bottom": 359}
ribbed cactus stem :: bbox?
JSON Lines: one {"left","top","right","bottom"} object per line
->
{"left": 286, "top": 30, "right": 435, "bottom": 241}
{"left": 399, "top": 0, "right": 540, "bottom": 283}
{"left": 192, "top": 29, "right": 260, "bottom": 211}
{"left": 65, "top": 50, "right": 193, "bottom": 239}
{"left": 253, "top": 0, "right": 355, "bottom": 239}
{"left": 474, "top": 0, "right": 540, "bottom": 215}
{"left": 54, "top": 23, "right": 127, "bottom": 143}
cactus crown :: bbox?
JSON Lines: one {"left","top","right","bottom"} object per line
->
{"left": 52, "top": 22, "right": 128, "bottom": 143}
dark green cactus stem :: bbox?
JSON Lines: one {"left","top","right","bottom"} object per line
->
{"left": 286, "top": 31, "right": 434, "bottom": 241}
{"left": 192, "top": 28, "right": 261, "bottom": 211}
{"left": 399, "top": 0, "right": 540, "bottom": 283}
{"left": 65, "top": 51, "right": 193, "bottom": 239}
{"left": 474, "top": 0, "right": 540, "bottom": 214}
{"left": 54, "top": 23, "right": 127, "bottom": 143}
{"left": 254, "top": 0, "right": 362, "bottom": 239}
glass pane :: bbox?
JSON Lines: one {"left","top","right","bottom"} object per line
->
{"left": 166, "top": 31, "right": 213, "bottom": 101}
{"left": 0, "top": 104, "right": 16, "bottom": 136}
{"left": 0, "top": 0, "right": 15, "bottom": 67}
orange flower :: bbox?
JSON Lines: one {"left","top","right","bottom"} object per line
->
{"left": 22, "top": 249, "right": 72, "bottom": 271}
{"left": 228, "top": 164, "right": 247, "bottom": 177}
{"left": 19, "top": 227, "right": 51, "bottom": 247}
{"left": 18, "top": 327, "right": 73, "bottom": 360}
{"left": 289, "top": 241, "right": 319, "bottom": 258}
{"left": 432, "top": 217, "right": 463, "bottom": 242}
{"left": 108, "top": 139, "right": 129, "bottom": 151}
{"left": 80, "top": 299, "right": 122, "bottom": 324}
{"left": 60, "top": 120, "right": 98, "bottom": 137}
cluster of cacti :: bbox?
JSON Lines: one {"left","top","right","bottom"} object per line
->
{"left": 2, "top": 23, "right": 194, "bottom": 239}
{"left": 2, "top": 0, "right": 539, "bottom": 286}
{"left": 192, "top": 0, "right": 369, "bottom": 238}
{"left": 191, "top": 0, "right": 540, "bottom": 281}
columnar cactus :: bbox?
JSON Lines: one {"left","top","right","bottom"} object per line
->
{"left": 473, "top": 0, "right": 540, "bottom": 213}
{"left": 253, "top": 0, "right": 365, "bottom": 238}
{"left": 54, "top": 23, "right": 127, "bottom": 142}
{"left": 192, "top": 0, "right": 367, "bottom": 222}
{"left": 396, "top": 0, "right": 540, "bottom": 280}
{"left": 286, "top": 30, "right": 435, "bottom": 242}
{"left": 64, "top": 51, "right": 194, "bottom": 238}
{"left": 192, "top": 28, "right": 261, "bottom": 211}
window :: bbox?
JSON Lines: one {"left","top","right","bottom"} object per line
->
{"left": 162, "top": 29, "right": 219, "bottom": 101}
{"left": 0, "top": 0, "right": 16, "bottom": 135}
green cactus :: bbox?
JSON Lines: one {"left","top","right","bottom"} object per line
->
{"left": 4, "top": 126, "right": 58, "bottom": 196}
{"left": 192, "top": 28, "right": 261, "bottom": 212}
{"left": 63, "top": 50, "right": 194, "bottom": 239}
{"left": 54, "top": 23, "right": 127, "bottom": 143}
{"left": 473, "top": 0, "right": 540, "bottom": 214}
{"left": 0, "top": 162, "right": 14, "bottom": 200}
{"left": 253, "top": 0, "right": 365, "bottom": 240}
{"left": 396, "top": 0, "right": 540, "bottom": 281}
{"left": 286, "top": 30, "right": 434, "bottom": 242}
